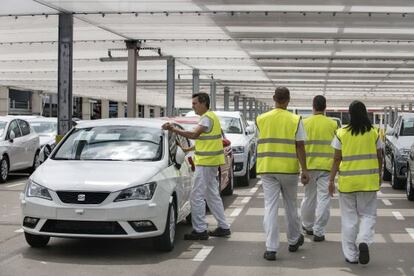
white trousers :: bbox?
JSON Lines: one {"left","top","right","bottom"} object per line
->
{"left": 339, "top": 192, "right": 377, "bottom": 262}
{"left": 300, "top": 171, "right": 331, "bottom": 236}
{"left": 191, "top": 166, "right": 230, "bottom": 232}
{"left": 262, "top": 174, "right": 301, "bottom": 252}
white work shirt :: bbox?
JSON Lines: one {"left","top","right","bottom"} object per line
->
{"left": 296, "top": 120, "right": 306, "bottom": 141}
{"left": 198, "top": 116, "right": 213, "bottom": 133}
{"left": 331, "top": 135, "right": 382, "bottom": 150}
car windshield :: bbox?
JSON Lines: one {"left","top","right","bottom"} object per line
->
{"left": 30, "top": 121, "right": 57, "bottom": 135}
{"left": 53, "top": 125, "right": 163, "bottom": 161}
{"left": 0, "top": 121, "right": 7, "bottom": 136}
{"left": 400, "top": 118, "right": 414, "bottom": 136}
{"left": 218, "top": 116, "right": 242, "bottom": 134}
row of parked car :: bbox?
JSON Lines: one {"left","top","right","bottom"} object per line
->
{"left": 19, "top": 112, "right": 258, "bottom": 252}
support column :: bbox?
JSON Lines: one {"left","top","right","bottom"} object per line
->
{"left": 254, "top": 100, "right": 258, "bottom": 119}
{"left": 234, "top": 93, "right": 240, "bottom": 111}
{"left": 166, "top": 57, "right": 175, "bottom": 116}
{"left": 126, "top": 40, "right": 139, "bottom": 118}
{"left": 192, "top": 68, "right": 199, "bottom": 95}
{"left": 242, "top": 97, "right": 247, "bottom": 119}
{"left": 82, "top": 97, "right": 91, "bottom": 120}
{"left": 144, "top": 105, "right": 151, "bottom": 118}
{"left": 223, "top": 86, "right": 230, "bottom": 111}
{"left": 101, "top": 99, "right": 109, "bottom": 119}
{"left": 154, "top": 106, "right": 161, "bottom": 117}
{"left": 210, "top": 80, "right": 216, "bottom": 111}
{"left": 409, "top": 103, "right": 413, "bottom": 112}
{"left": 118, "top": 102, "right": 125, "bottom": 118}
{"left": 31, "top": 91, "right": 42, "bottom": 115}
{"left": 401, "top": 104, "right": 405, "bottom": 111}
{"left": 57, "top": 13, "right": 73, "bottom": 136}
{"left": 0, "top": 87, "right": 8, "bottom": 116}
{"left": 248, "top": 98, "right": 254, "bottom": 120}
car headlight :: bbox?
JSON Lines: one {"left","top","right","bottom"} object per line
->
{"left": 26, "top": 179, "right": 52, "bottom": 201}
{"left": 114, "top": 182, "right": 157, "bottom": 202}
{"left": 232, "top": 146, "right": 245, "bottom": 154}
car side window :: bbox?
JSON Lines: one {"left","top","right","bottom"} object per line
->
{"left": 239, "top": 114, "right": 248, "bottom": 133}
{"left": 17, "top": 119, "right": 30, "bottom": 136}
{"left": 174, "top": 124, "right": 191, "bottom": 149}
{"left": 7, "top": 120, "right": 22, "bottom": 139}
{"left": 168, "top": 130, "right": 178, "bottom": 165}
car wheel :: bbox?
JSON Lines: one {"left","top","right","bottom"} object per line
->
{"left": 222, "top": 163, "right": 234, "bottom": 196}
{"left": 30, "top": 151, "right": 41, "bottom": 173}
{"left": 154, "top": 201, "right": 176, "bottom": 252}
{"left": 237, "top": 158, "right": 250, "bottom": 187}
{"left": 407, "top": 169, "right": 414, "bottom": 201}
{"left": 249, "top": 160, "right": 257, "bottom": 179}
{"left": 24, "top": 232, "right": 50, "bottom": 248}
{"left": 391, "top": 161, "right": 406, "bottom": 190}
{"left": 382, "top": 162, "right": 392, "bottom": 181}
{"left": 0, "top": 156, "right": 9, "bottom": 183}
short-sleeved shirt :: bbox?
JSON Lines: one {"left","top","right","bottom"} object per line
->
{"left": 198, "top": 116, "right": 213, "bottom": 133}
{"left": 331, "top": 134, "right": 382, "bottom": 150}
{"left": 296, "top": 120, "right": 306, "bottom": 141}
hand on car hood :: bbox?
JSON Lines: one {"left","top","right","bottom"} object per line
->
{"left": 31, "top": 160, "right": 164, "bottom": 192}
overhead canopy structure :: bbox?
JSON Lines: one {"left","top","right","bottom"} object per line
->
{"left": 1, "top": 0, "right": 414, "bottom": 109}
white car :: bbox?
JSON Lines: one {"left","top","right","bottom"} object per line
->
{"left": 20, "top": 118, "right": 192, "bottom": 251}
{"left": 26, "top": 117, "right": 57, "bottom": 158}
{"left": 215, "top": 111, "right": 257, "bottom": 186}
{"left": 0, "top": 117, "right": 41, "bottom": 182}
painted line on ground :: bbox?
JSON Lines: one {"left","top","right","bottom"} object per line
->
{"left": 382, "top": 199, "right": 392, "bottom": 206}
{"left": 241, "top": 196, "right": 251, "bottom": 204}
{"left": 14, "top": 228, "right": 23, "bottom": 233}
{"left": 230, "top": 208, "right": 242, "bottom": 217}
{"left": 406, "top": 228, "right": 414, "bottom": 240}
{"left": 193, "top": 246, "right": 214, "bottom": 262}
{"left": 392, "top": 211, "right": 405, "bottom": 220}
{"left": 6, "top": 182, "right": 25, "bottom": 188}
{"left": 249, "top": 187, "right": 258, "bottom": 194}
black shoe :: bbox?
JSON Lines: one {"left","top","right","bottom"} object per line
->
{"left": 184, "top": 230, "right": 209, "bottom": 240}
{"left": 288, "top": 234, "right": 304, "bottom": 252}
{"left": 263, "top": 251, "right": 276, "bottom": 261}
{"left": 208, "top": 227, "right": 231, "bottom": 237}
{"left": 302, "top": 226, "right": 313, "bottom": 235}
{"left": 358, "top": 242, "right": 370, "bottom": 265}
{"left": 345, "top": 258, "right": 358, "bottom": 264}
{"left": 313, "top": 235, "right": 325, "bottom": 242}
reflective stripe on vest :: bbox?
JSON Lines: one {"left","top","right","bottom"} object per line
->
{"left": 194, "top": 111, "right": 225, "bottom": 166}
{"left": 337, "top": 127, "right": 380, "bottom": 193}
{"left": 256, "top": 109, "right": 300, "bottom": 174}
{"left": 303, "top": 115, "right": 337, "bottom": 171}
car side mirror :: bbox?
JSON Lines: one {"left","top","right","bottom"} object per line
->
{"left": 39, "top": 146, "right": 47, "bottom": 163}
{"left": 223, "top": 138, "right": 231, "bottom": 147}
{"left": 175, "top": 147, "right": 186, "bottom": 169}
{"left": 8, "top": 130, "right": 15, "bottom": 141}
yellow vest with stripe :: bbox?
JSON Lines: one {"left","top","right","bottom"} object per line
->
{"left": 304, "top": 114, "right": 338, "bottom": 171}
{"left": 194, "top": 111, "right": 225, "bottom": 166}
{"left": 256, "top": 109, "right": 300, "bottom": 174}
{"left": 337, "top": 127, "right": 380, "bottom": 193}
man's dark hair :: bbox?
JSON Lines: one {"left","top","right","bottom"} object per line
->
{"left": 313, "top": 95, "right": 326, "bottom": 112}
{"left": 192, "top": 92, "right": 210, "bottom": 109}
{"left": 273, "top": 87, "right": 290, "bottom": 103}
{"left": 345, "top": 100, "right": 373, "bottom": 135}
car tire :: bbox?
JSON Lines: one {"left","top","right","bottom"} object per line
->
{"left": 407, "top": 169, "right": 414, "bottom": 201}
{"left": 222, "top": 164, "right": 234, "bottom": 196}
{"left": 24, "top": 232, "right": 50, "bottom": 248}
{"left": 391, "top": 161, "right": 406, "bottom": 190}
{"left": 0, "top": 156, "right": 9, "bottom": 183}
{"left": 154, "top": 201, "right": 176, "bottom": 252}
{"left": 382, "top": 163, "right": 392, "bottom": 181}
{"left": 237, "top": 158, "right": 250, "bottom": 187}
{"left": 249, "top": 160, "right": 257, "bottom": 179}
{"left": 30, "top": 151, "right": 41, "bottom": 173}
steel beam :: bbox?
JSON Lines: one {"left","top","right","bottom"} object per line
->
{"left": 192, "top": 69, "right": 200, "bottom": 95}
{"left": 166, "top": 57, "right": 175, "bottom": 116}
{"left": 126, "top": 40, "right": 139, "bottom": 117}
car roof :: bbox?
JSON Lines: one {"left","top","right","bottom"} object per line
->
{"left": 74, "top": 118, "right": 167, "bottom": 129}
{"left": 167, "top": 116, "right": 199, "bottom": 124}
{"left": 399, "top": 112, "right": 414, "bottom": 118}
{"left": 214, "top": 111, "right": 243, "bottom": 118}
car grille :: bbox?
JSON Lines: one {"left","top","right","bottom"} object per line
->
{"left": 40, "top": 220, "right": 127, "bottom": 235}
{"left": 57, "top": 191, "right": 110, "bottom": 204}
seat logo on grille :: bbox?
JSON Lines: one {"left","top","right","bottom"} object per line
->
{"left": 77, "top": 194, "right": 86, "bottom": 202}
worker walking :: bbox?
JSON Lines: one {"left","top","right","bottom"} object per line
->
{"left": 256, "top": 87, "right": 310, "bottom": 261}
{"left": 300, "top": 95, "right": 338, "bottom": 241}
{"left": 162, "top": 93, "right": 230, "bottom": 240}
{"left": 329, "top": 100, "right": 382, "bottom": 265}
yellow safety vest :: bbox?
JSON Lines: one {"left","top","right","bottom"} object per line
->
{"left": 194, "top": 111, "right": 225, "bottom": 166}
{"left": 256, "top": 108, "right": 300, "bottom": 174}
{"left": 337, "top": 127, "right": 380, "bottom": 193}
{"left": 304, "top": 114, "right": 338, "bottom": 171}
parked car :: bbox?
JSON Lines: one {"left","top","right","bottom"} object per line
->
{"left": 406, "top": 143, "right": 414, "bottom": 201}
{"left": 215, "top": 111, "right": 257, "bottom": 186}
{"left": 383, "top": 113, "right": 414, "bottom": 189}
{"left": 20, "top": 118, "right": 192, "bottom": 251}
{"left": 0, "top": 117, "right": 41, "bottom": 182}
{"left": 26, "top": 117, "right": 57, "bottom": 158}
{"left": 169, "top": 116, "right": 234, "bottom": 196}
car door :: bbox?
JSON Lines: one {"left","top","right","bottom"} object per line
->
{"left": 240, "top": 114, "right": 256, "bottom": 170}
{"left": 6, "top": 120, "right": 25, "bottom": 170}
{"left": 385, "top": 116, "right": 401, "bottom": 170}
{"left": 17, "top": 119, "right": 39, "bottom": 168}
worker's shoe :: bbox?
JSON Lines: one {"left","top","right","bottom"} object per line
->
{"left": 313, "top": 235, "right": 325, "bottom": 242}
{"left": 184, "top": 230, "right": 209, "bottom": 240}
{"left": 302, "top": 226, "right": 313, "bottom": 235}
{"left": 288, "top": 234, "right": 304, "bottom": 252}
{"left": 263, "top": 251, "right": 277, "bottom": 261}
{"left": 208, "top": 227, "right": 231, "bottom": 237}
{"left": 358, "top": 242, "right": 370, "bottom": 265}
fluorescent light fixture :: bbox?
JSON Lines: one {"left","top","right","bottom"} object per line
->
{"left": 205, "top": 5, "right": 346, "bottom": 12}
{"left": 250, "top": 51, "right": 333, "bottom": 56}
{"left": 226, "top": 26, "right": 338, "bottom": 33}
{"left": 344, "top": 28, "right": 414, "bottom": 35}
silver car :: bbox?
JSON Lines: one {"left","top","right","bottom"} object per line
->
{"left": 0, "top": 117, "right": 41, "bottom": 182}
{"left": 26, "top": 117, "right": 57, "bottom": 158}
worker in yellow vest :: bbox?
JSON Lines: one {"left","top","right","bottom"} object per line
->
{"left": 301, "top": 95, "right": 338, "bottom": 242}
{"left": 256, "top": 87, "right": 310, "bottom": 261}
{"left": 329, "top": 100, "right": 382, "bottom": 265}
{"left": 162, "top": 93, "right": 230, "bottom": 240}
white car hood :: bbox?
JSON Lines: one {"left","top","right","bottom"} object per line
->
{"left": 32, "top": 159, "right": 164, "bottom": 192}
{"left": 395, "top": 136, "right": 414, "bottom": 150}
{"left": 225, "top": 133, "right": 248, "bottom": 147}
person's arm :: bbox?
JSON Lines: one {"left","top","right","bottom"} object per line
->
{"left": 296, "top": 141, "right": 310, "bottom": 185}
{"left": 329, "top": 149, "right": 342, "bottom": 196}
{"left": 162, "top": 122, "right": 206, "bottom": 140}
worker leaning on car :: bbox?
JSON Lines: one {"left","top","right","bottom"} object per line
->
{"left": 162, "top": 92, "right": 231, "bottom": 240}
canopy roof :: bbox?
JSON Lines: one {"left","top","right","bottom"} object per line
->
{"left": 1, "top": 0, "right": 414, "bottom": 109}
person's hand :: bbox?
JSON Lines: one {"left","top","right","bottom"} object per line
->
{"left": 301, "top": 170, "right": 310, "bottom": 185}
{"left": 162, "top": 122, "right": 173, "bottom": 131}
{"left": 328, "top": 180, "right": 335, "bottom": 197}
